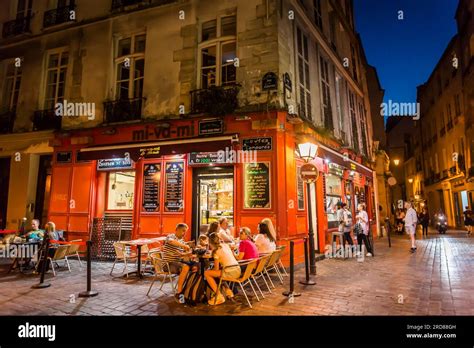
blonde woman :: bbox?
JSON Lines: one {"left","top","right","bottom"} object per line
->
{"left": 261, "top": 218, "right": 277, "bottom": 241}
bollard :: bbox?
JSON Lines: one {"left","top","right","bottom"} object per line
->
{"left": 32, "top": 237, "right": 51, "bottom": 289}
{"left": 283, "top": 241, "right": 301, "bottom": 297}
{"left": 299, "top": 237, "right": 316, "bottom": 286}
{"left": 79, "top": 240, "right": 98, "bottom": 298}
{"left": 386, "top": 218, "right": 392, "bottom": 248}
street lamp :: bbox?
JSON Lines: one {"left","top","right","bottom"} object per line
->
{"left": 408, "top": 178, "right": 413, "bottom": 183}
{"left": 296, "top": 141, "right": 318, "bottom": 276}
{"left": 393, "top": 159, "right": 400, "bottom": 166}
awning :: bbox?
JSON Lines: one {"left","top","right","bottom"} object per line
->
{"left": 317, "top": 143, "right": 374, "bottom": 178}
{"left": 77, "top": 135, "right": 236, "bottom": 162}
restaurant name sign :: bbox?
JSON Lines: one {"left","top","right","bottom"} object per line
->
{"left": 97, "top": 158, "right": 133, "bottom": 171}
{"left": 131, "top": 123, "right": 195, "bottom": 142}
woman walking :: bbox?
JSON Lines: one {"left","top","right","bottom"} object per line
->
{"left": 355, "top": 203, "right": 373, "bottom": 257}
{"left": 418, "top": 208, "right": 430, "bottom": 237}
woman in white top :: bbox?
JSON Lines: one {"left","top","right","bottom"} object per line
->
{"left": 254, "top": 222, "right": 277, "bottom": 254}
{"left": 204, "top": 232, "right": 241, "bottom": 305}
{"left": 356, "top": 203, "right": 372, "bottom": 256}
{"left": 260, "top": 218, "right": 277, "bottom": 242}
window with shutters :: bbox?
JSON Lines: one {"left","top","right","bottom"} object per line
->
{"left": 320, "top": 56, "right": 333, "bottom": 130}
{"left": 297, "top": 27, "right": 312, "bottom": 120}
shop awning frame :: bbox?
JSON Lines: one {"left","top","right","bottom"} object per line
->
{"left": 317, "top": 142, "right": 374, "bottom": 178}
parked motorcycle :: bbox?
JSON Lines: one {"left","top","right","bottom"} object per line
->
{"left": 436, "top": 214, "right": 448, "bottom": 234}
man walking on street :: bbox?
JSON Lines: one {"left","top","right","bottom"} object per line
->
{"left": 404, "top": 201, "right": 418, "bottom": 252}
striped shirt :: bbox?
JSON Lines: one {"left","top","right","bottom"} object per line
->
{"left": 162, "top": 234, "right": 185, "bottom": 263}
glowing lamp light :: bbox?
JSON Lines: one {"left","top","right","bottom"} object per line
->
{"left": 296, "top": 142, "right": 318, "bottom": 162}
{"left": 393, "top": 159, "right": 400, "bottom": 166}
{"left": 324, "top": 158, "right": 330, "bottom": 164}
{"left": 408, "top": 178, "right": 413, "bottom": 183}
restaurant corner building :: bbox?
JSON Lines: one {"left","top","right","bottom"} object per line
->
{"left": 48, "top": 111, "right": 377, "bottom": 264}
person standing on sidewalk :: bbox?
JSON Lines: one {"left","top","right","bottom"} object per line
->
{"left": 341, "top": 203, "right": 354, "bottom": 248}
{"left": 356, "top": 203, "right": 373, "bottom": 257}
{"left": 418, "top": 208, "right": 430, "bottom": 237}
{"left": 404, "top": 201, "right": 418, "bottom": 252}
{"left": 463, "top": 207, "right": 472, "bottom": 235}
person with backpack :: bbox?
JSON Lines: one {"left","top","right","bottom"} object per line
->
{"left": 404, "top": 201, "right": 418, "bottom": 252}
{"left": 204, "top": 232, "right": 241, "bottom": 305}
{"left": 341, "top": 203, "right": 354, "bottom": 248}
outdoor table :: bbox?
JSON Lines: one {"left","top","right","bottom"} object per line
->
{"left": 6, "top": 241, "right": 41, "bottom": 274}
{"left": 120, "top": 237, "right": 166, "bottom": 279}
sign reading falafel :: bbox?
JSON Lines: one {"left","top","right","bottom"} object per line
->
{"left": 143, "top": 163, "right": 161, "bottom": 212}
{"left": 164, "top": 161, "right": 184, "bottom": 212}
{"left": 244, "top": 162, "right": 271, "bottom": 209}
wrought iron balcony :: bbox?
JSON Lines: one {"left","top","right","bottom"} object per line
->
{"left": 111, "top": 0, "right": 176, "bottom": 11}
{"left": 2, "top": 17, "right": 31, "bottom": 38}
{"left": 0, "top": 110, "right": 15, "bottom": 133}
{"left": 190, "top": 85, "right": 240, "bottom": 116}
{"left": 33, "top": 109, "right": 62, "bottom": 131}
{"left": 43, "top": 4, "right": 76, "bottom": 28}
{"left": 103, "top": 97, "right": 144, "bottom": 123}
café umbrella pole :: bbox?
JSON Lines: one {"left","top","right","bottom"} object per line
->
{"left": 79, "top": 240, "right": 98, "bottom": 298}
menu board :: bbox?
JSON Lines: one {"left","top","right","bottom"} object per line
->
{"left": 244, "top": 162, "right": 271, "bottom": 209}
{"left": 142, "top": 163, "right": 161, "bottom": 212}
{"left": 242, "top": 137, "right": 272, "bottom": 151}
{"left": 297, "top": 166, "right": 305, "bottom": 210}
{"left": 164, "top": 161, "right": 184, "bottom": 212}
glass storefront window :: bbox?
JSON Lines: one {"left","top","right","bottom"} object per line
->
{"left": 107, "top": 172, "right": 135, "bottom": 210}
{"left": 326, "top": 174, "right": 342, "bottom": 228}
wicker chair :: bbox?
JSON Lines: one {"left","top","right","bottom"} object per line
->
{"left": 64, "top": 239, "right": 83, "bottom": 270}
{"left": 250, "top": 254, "right": 273, "bottom": 296}
{"left": 263, "top": 249, "right": 284, "bottom": 287}
{"left": 215, "top": 259, "right": 259, "bottom": 308}
{"left": 110, "top": 242, "right": 138, "bottom": 277}
{"left": 48, "top": 245, "right": 71, "bottom": 276}
{"left": 146, "top": 252, "right": 177, "bottom": 296}
{"left": 276, "top": 245, "right": 288, "bottom": 276}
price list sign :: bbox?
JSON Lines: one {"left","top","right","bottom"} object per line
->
{"left": 142, "top": 163, "right": 161, "bottom": 212}
{"left": 244, "top": 162, "right": 271, "bottom": 209}
{"left": 164, "top": 161, "right": 184, "bottom": 212}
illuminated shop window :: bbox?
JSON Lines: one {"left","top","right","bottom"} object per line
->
{"left": 107, "top": 172, "right": 136, "bottom": 210}
{"left": 325, "top": 173, "right": 342, "bottom": 228}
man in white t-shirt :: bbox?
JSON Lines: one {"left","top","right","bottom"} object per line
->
{"left": 404, "top": 201, "right": 418, "bottom": 252}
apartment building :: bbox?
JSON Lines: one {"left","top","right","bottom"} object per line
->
{"left": 417, "top": 35, "right": 467, "bottom": 228}
{"left": 0, "top": 0, "right": 377, "bottom": 256}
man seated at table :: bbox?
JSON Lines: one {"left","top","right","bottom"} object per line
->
{"left": 162, "top": 223, "right": 194, "bottom": 302}
{"left": 25, "top": 219, "right": 45, "bottom": 242}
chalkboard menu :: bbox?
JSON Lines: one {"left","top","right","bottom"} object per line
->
{"left": 244, "top": 162, "right": 271, "bottom": 209}
{"left": 164, "top": 161, "right": 184, "bottom": 212}
{"left": 142, "top": 163, "right": 161, "bottom": 212}
{"left": 242, "top": 137, "right": 272, "bottom": 151}
{"left": 297, "top": 166, "right": 305, "bottom": 210}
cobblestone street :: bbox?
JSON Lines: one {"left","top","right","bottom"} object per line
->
{"left": 0, "top": 229, "right": 472, "bottom": 316}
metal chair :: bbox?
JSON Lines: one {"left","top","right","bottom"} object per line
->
{"left": 276, "top": 245, "right": 288, "bottom": 276}
{"left": 264, "top": 249, "right": 284, "bottom": 287}
{"left": 64, "top": 239, "right": 83, "bottom": 270}
{"left": 146, "top": 252, "right": 177, "bottom": 296}
{"left": 216, "top": 259, "right": 259, "bottom": 308}
{"left": 47, "top": 245, "right": 71, "bottom": 276}
{"left": 250, "top": 254, "right": 273, "bottom": 296}
{"left": 110, "top": 242, "right": 138, "bottom": 277}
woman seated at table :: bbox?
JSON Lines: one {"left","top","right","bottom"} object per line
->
{"left": 254, "top": 222, "right": 276, "bottom": 255}
{"left": 206, "top": 221, "right": 219, "bottom": 236}
{"left": 204, "top": 232, "right": 241, "bottom": 305}
{"left": 236, "top": 227, "right": 258, "bottom": 261}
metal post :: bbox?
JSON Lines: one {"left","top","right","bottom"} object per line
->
{"left": 32, "top": 237, "right": 51, "bottom": 289}
{"left": 79, "top": 240, "right": 98, "bottom": 297}
{"left": 299, "top": 237, "right": 316, "bottom": 285}
{"left": 306, "top": 182, "right": 317, "bottom": 275}
{"left": 283, "top": 241, "right": 300, "bottom": 297}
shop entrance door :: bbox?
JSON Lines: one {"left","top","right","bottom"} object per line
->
{"left": 192, "top": 167, "right": 234, "bottom": 241}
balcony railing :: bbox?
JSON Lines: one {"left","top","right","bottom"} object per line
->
{"left": 111, "top": 0, "right": 175, "bottom": 11}
{"left": 2, "top": 16, "right": 31, "bottom": 38}
{"left": 190, "top": 85, "right": 240, "bottom": 116}
{"left": 468, "top": 166, "right": 474, "bottom": 179}
{"left": 0, "top": 110, "right": 15, "bottom": 133}
{"left": 43, "top": 4, "right": 76, "bottom": 28}
{"left": 103, "top": 97, "right": 144, "bottom": 123}
{"left": 33, "top": 109, "right": 62, "bottom": 131}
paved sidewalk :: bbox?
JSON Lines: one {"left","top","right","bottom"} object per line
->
{"left": 0, "top": 229, "right": 472, "bottom": 316}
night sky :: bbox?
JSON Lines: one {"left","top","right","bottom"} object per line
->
{"left": 354, "top": 0, "right": 458, "bottom": 104}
